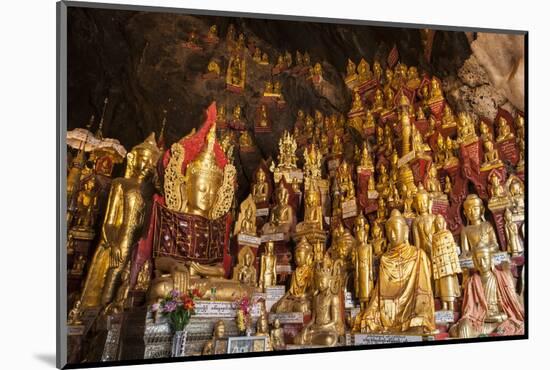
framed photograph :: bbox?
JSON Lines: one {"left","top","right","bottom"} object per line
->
{"left": 227, "top": 336, "right": 269, "bottom": 354}
{"left": 57, "top": 0, "right": 527, "bottom": 368}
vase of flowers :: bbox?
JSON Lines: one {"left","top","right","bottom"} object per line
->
{"left": 233, "top": 295, "right": 253, "bottom": 336}
{"left": 151, "top": 289, "right": 202, "bottom": 357}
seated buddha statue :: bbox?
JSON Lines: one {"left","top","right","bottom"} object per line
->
{"left": 372, "top": 89, "right": 384, "bottom": 113}
{"left": 425, "top": 165, "right": 443, "bottom": 196}
{"left": 226, "top": 54, "right": 246, "bottom": 89}
{"left": 373, "top": 60, "right": 382, "bottom": 81}
{"left": 258, "top": 104, "right": 270, "bottom": 128}
{"left": 234, "top": 195, "right": 257, "bottom": 236}
{"left": 294, "top": 256, "right": 343, "bottom": 346}
{"left": 253, "top": 47, "right": 262, "bottom": 63}
{"left": 353, "top": 209, "right": 436, "bottom": 334}
{"left": 271, "top": 238, "right": 314, "bottom": 313}
{"left": 150, "top": 103, "right": 237, "bottom": 282}
{"left": 262, "top": 182, "right": 296, "bottom": 238}
{"left": 371, "top": 221, "right": 387, "bottom": 257}
{"left": 232, "top": 246, "right": 257, "bottom": 287}
{"left": 80, "top": 133, "right": 160, "bottom": 309}
{"left": 331, "top": 135, "right": 344, "bottom": 156}
{"left": 457, "top": 112, "right": 478, "bottom": 145}
{"left": 336, "top": 161, "right": 355, "bottom": 202}
{"left": 428, "top": 77, "right": 444, "bottom": 104}
{"left": 350, "top": 91, "right": 364, "bottom": 114}
{"left": 507, "top": 176, "right": 525, "bottom": 216}
{"left": 406, "top": 66, "right": 421, "bottom": 90}
{"left": 441, "top": 105, "right": 457, "bottom": 128}
{"left": 480, "top": 121, "right": 493, "bottom": 143}
{"left": 357, "top": 58, "right": 373, "bottom": 83}
{"left": 496, "top": 117, "right": 515, "bottom": 143}
{"left": 450, "top": 244, "right": 524, "bottom": 338}
{"left": 252, "top": 168, "right": 270, "bottom": 206}
{"left": 296, "top": 182, "right": 324, "bottom": 235}
{"left": 328, "top": 224, "right": 356, "bottom": 267}
{"left": 481, "top": 140, "right": 503, "bottom": 170}
{"left": 345, "top": 59, "right": 357, "bottom": 83}
{"left": 460, "top": 194, "right": 499, "bottom": 257}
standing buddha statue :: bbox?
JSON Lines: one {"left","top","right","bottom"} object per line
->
{"left": 259, "top": 241, "right": 277, "bottom": 291}
{"left": 432, "top": 215, "right": 461, "bottom": 311}
{"left": 412, "top": 184, "right": 437, "bottom": 259}
{"left": 80, "top": 133, "right": 160, "bottom": 308}
{"left": 352, "top": 214, "right": 374, "bottom": 310}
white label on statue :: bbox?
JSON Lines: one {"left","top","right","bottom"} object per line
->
{"left": 256, "top": 208, "right": 269, "bottom": 217}
{"left": 512, "top": 214, "right": 524, "bottom": 223}
{"left": 67, "top": 325, "right": 85, "bottom": 336}
{"left": 266, "top": 286, "right": 286, "bottom": 301}
{"left": 354, "top": 334, "right": 426, "bottom": 345}
{"left": 435, "top": 310, "right": 455, "bottom": 324}
{"left": 349, "top": 307, "right": 361, "bottom": 322}
{"left": 276, "top": 265, "right": 292, "bottom": 273}
{"left": 342, "top": 200, "right": 358, "bottom": 218}
{"left": 289, "top": 170, "right": 304, "bottom": 181}
{"left": 268, "top": 312, "right": 304, "bottom": 324}
{"left": 367, "top": 190, "right": 379, "bottom": 199}
{"left": 493, "top": 252, "right": 511, "bottom": 265}
{"left": 237, "top": 234, "right": 261, "bottom": 246}
{"left": 261, "top": 233, "right": 285, "bottom": 242}
{"left": 344, "top": 291, "right": 355, "bottom": 308}
{"left": 324, "top": 216, "right": 331, "bottom": 226}
{"left": 195, "top": 301, "right": 237, "bottom": 317}
{"left": 397, "top": 151, "right": 415, "bottom": 168}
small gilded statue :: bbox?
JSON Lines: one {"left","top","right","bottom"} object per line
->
{"left": 259, "top": 241, "right": 277, "bottom": 291}
{"left": 352, "top": 214, "right": 374, "bottom": 310}
{"left": 202, "top": 320, "right": 226, "bottom": 355}
{"left": 234, "top": 195, "right": 257, "bottom": 236}
{"left": 294, "top": 256, "right": 342, "bottom": 346}
{"left": 270, "top": 318, "right": 285, "bottom": 350}
{"left": 371, "top": 221, "right": 387, "bottom": 257}
{"left": 226, "top": 54, "right": 246, "bottom": 90}
{"left": 461, "top": 194, "right": 499, "bottom": 256}
{"left": 481, "top": 140, "right": 503, "bottom": 170}
{"left": 262, "top": 182, "right": 295, "bottom": 238}
{"left": 271, "top": 238, "right": 314, "bottom": 313}
{"left": 412, "top": 184, "right": 437, "bottom": 259}
{"left": 73, "top": 176, "right": 99, "bottom": 233}
{"left": 71, "top": 254, "right": 86, "bottom": 275}
{"left": 353, "top": 209, "right": 435, "bottom": 334}
{"left": 504, "top": 208, "right": 523, "bottom": 257}
{"left": 232, "top": 246, "right": 257, "bottom": 287}
{"left": 432, "top": 215, "right": 461, "bottom": 311}
{"left": 450, "top": 245, "right": 524, "bottom": 338}
{"left": 67, "top": 300, "right": 83, "bottom": 325}
{"left": 296, "top": 182, "right": 324, "bottom": 235}
{"left": 135, "top": 260, "right": 151, "bottom": 291}
{"left": 496, "top": 117, "right": 515, "bottom": 143}
{"left": 251, "top": 168, "right": 270, "bottom": 206}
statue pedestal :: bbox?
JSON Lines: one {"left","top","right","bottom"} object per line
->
{"left": 353, "top": 333, "right": 434, "bottom": 345}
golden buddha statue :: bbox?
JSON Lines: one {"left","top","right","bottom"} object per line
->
{"left": 336, "top": 160, "right": 355, "bottom": 202}
{"left": 489, "top": 172, "right": 507, "bottom": 200}
{"left": 72, "top": 176, "right": 99, "bottom": 234}
{"left": 271, "top": 238, "right": 314, "bottom": 313}
{"left": 381, "top": 88, "right": 395, "bottom": 116}
{"left": 350, "top": 90, "right": 364, "bottom": 113}
{"left": 416, "top": 106, "right": 426, "bottom": 121}
{"left": 428, "top": 77, "right": 444, "bottom": 104}
{"left": 239, "top": 130, "right": 254, "bottom": 149}
{"left": 260, "top": 52, "right": 269, "bottom": 65}
{"left": 135, "top": 260, "right": 151, "bottom": 291}
{"left": 371, "top": 221, "right": 386, "bottom": 257}
{"left": 444, "top": 176, "right": 452, "bottom": 195}
{"left": 372, "top": 89, "right": 384, "bottom": 113}
{"left": 295, "top": 50, "right": 303, "bottom": 67}
{"left": 411, "top": 122, "right": 431, "bottom": 159}
{"left": 296, "top": 182, "right": 324, "bottom": 235}
{"left": 68, "top": 300, "right": 83, "bottom": 325}
{"left": 253, "top": 47, "right": 262, "bottom": 63}
{"left": 352, "top": 214, "right": 374, "bottom": 310}
{"left": 357, "top": 58, "right": 372, "bottom": 82}
{"left": 358, "top": 142, "right": 374, "bottom": 172}
{"left": 226, "top": 54, "right": 246, "bottom": 89}
{"left": 432, "top": 215, "right": 461, "bottom": 311}
{"left": 496, "top": 117, "right": 515, "bottom": 143}
{"left": 373, "top": 60, "right": 382, "bottom": 81}
{"left": 400, "top": 107, "right": 412, "bottom": 156}
{"left": 402, "top": 184, "right": 416, "bottom": 219}
{"left": 480, "top": 121, "right": 493, "bottom": 143}
{"left": 311, "top": 62, "right": 323, "bottom": 81}
{"left": 255, "top": 313, "right": 271, "bottom": 347}
{"left": 363, "top": 109, "right": 375, "bottom": 131}
{"left": 345, "top": 59, "right": 357, "bottom": 83}
{"left": 406, "top": 66, "right": 421, "bottom": 90}
{"left": 294, "top": 257, "right": 343, "bottom": 346}
{"left": 252, "top": 168, "right": 270, "bottom": 205}
{"left": 460, "top": 194, "right": 499, "bottom": 256}
{"left": 80, "top": 133, "right": 160, "bottom": 309}
{"left": 258, "top": 104, "right": 269, "bottom": 128}
{"left": 270, "top": 319, "right": 285, "bottom": 350}
{"left": 103, "top": 262, "right": 131, "bottom": 315}
{"left": 354, "top": 209, "right": 435, "bottom": 334}
{"left": 303, "top": 52, "right": 311, "bottom": 66}
{"left": 425, "top": 165, "right": 443, "bottom": 195}
{"left": 234, "top": 195, "right": 257, "bottom": 235}
{"left": 504, "top": 208, "right": 523, "bottom": 256}
{"left": 457, "top": 112, "right": 478, "bottom": 145}
{"left": 450, "top": 245, "right": 524, "bottom": 338}
{"left": 303, "top": 143, "right": 322, "bottom": 179}
{"left": 202, "top": 320, "right": 226, "bottom": 355}
{"left": 259, "top": 241, "right": 277, "bottom": 291}
{"left": 383, "top": 68, "right": 394, "bottom": 91}
{"left": 507, "top": 176, "right": 525, "bottom": 216}
{"left": 328, "top": 223, "right": 355, "bottom": 266}
{"left": 442, "top": 105, "right": 457, "bottom": 128}
{"left": 263, "top": 81, "right": 274, "bottom": 95}
{"left": 434, "top": 133, "right": 446, "bottom": 167}
{"left": 262, "top": 182, "right": 295, "bottom": 237}
{"left": 481, "top": 140, "right": 503, "bottom": 170}
{"left": 206, "top": 60, "right": 221, "bottom": 77}
{"left": 331, "top": 134, "right": 344, "bottom": 156}
{"left": 216, "top": 104, "right": 226, "bottom": 124}
{"left": 232, "top": 246, "right": 257, "bottom": 287}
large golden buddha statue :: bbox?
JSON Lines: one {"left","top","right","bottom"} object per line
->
{"left": 151, "top": 102, "right": 237, "bottom": 277}
{"left": 80, "top": 133, "right": 160, "bottom": 308}
{"left": 353, "top": 209, "right": 435, "bottom": 334}
{"left": 460, "top": 194, "right": 499, "bottom": 256}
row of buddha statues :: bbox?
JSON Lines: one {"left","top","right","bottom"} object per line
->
{"left": 67, "top": 45, "right": 525, "bottom": 356}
